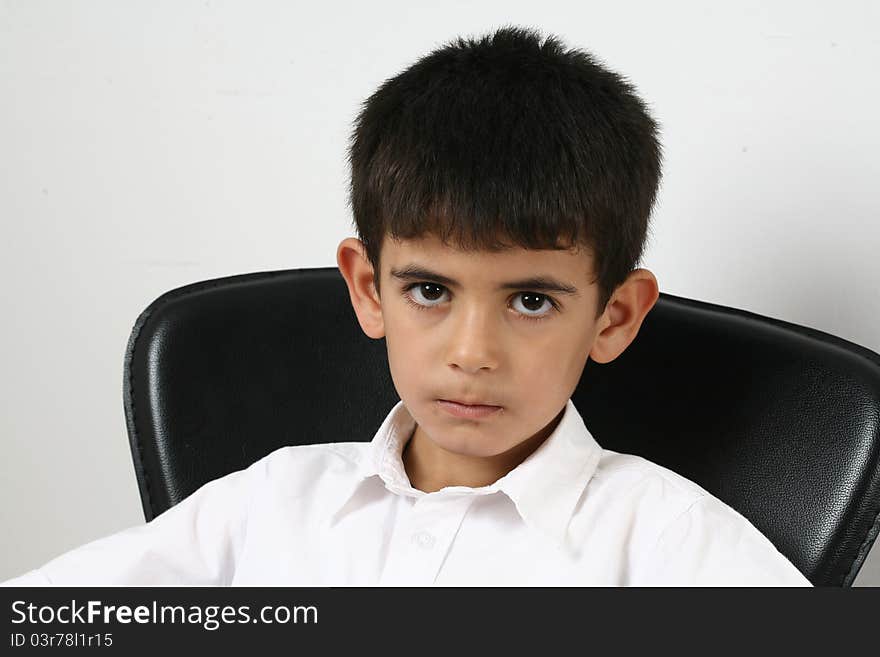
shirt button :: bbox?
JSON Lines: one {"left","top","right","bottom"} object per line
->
{"left": 411, "top": 531, "right": 436, "bottom": 549}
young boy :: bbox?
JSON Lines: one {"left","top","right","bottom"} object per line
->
{"left": 3, "top": 26, "right": 810, "bottom": 586}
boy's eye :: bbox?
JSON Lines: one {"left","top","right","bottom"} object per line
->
{"left": 402, "top": 282, "right": 557, "bottom": 321}
{"left": 411, "top": 282, "right": 446, "bottom": 303}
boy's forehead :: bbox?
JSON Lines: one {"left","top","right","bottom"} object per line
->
{"left": 380, "top": 233, "right": 595, "bottom": 284}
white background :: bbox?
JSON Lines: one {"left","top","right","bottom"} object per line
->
{"left": 2, "top": 0, "right": 878, "bottom": 584}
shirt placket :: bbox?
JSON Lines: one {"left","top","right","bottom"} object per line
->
{"left": 378, "top": 493, "right": 474, "bottom": 586}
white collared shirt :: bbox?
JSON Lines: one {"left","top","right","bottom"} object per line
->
{"left": 3, "top": 399, "right": 811, "bottom": 586}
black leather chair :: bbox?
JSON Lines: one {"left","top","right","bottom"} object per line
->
{"left": 122, "top": 266, "right": 880, "bottom": 586}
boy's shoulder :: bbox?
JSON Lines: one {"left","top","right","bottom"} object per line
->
{"left": 575, "top": 447, "right": 742, "bottom": 537}
{"left": 579, "top": 447, "right": 802, "bottom": 573}
{"left": 591, "top": 448, "right": 710, "bottom": 502}
{"left": 587, "top": 449, "right": 810, "bottom": 585}
{"left": 255, "top": 439, "right": 368, "bottom": 466}
{"left": 216, "top": 441, "right": 372, "bottom": 507}
{"left": 250, "top": 440, "right": 370, "bottom": 481}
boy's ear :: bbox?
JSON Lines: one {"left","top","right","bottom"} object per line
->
{"left": 336, "top": 237, "right": 386, "bottom": 339}
{"left": 589, "top": 269, "right": 660, "bottom": 364}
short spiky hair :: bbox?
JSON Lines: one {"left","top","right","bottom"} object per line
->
{"left": 346, "top": 25, "right": 663, "bottom": 319}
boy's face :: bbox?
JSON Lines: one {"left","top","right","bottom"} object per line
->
{"left": 337, "top": 232, "right": 658, "bottom": 466}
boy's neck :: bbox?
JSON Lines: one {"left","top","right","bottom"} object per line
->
{"left": 400, "top": 414, "right": 562, "bottom": 493}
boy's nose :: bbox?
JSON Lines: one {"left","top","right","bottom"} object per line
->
{"left": 445, "top": 307, "right": 500, "bottom": 373}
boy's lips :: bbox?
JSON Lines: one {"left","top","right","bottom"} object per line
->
{"left": 438, "top": 397, "right": 501, "bottom": 408}
{"left": 437, "top": 399, "right": 503, "bottom": 419}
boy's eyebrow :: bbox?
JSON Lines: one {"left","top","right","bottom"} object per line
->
{"left": 389, "top": 264, "right": 581, "bottom": 296}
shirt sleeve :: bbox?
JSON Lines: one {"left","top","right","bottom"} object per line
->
{"left": 636, "top": 494, "right": 813, "bottom": 586}
{"left": 0, "top": 457, "right": 266, "bottom": 587}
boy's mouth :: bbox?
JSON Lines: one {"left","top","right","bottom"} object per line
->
{"left": 437, "top": 399, "right": 503, "bottom": 419}
{"left": 439, "top": 395, "right": 501, "bottom": 407}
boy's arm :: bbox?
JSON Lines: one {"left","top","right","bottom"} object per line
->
{"left": 633, "top": 494, "right": 813, "bottom": 587}
{"left": 1, "top": 457, "right": 265, "bottom": 587}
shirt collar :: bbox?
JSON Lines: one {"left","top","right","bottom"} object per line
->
{"left": 332, "top": 398, "right": 603, "bottom": 547}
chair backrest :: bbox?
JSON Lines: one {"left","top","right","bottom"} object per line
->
{"left": 123, "top": 267, "right": 880, "bottom": 586}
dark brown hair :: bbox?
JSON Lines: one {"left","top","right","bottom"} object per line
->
{"left": 346, "top": 25, "right": 663, "bottom": 318}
